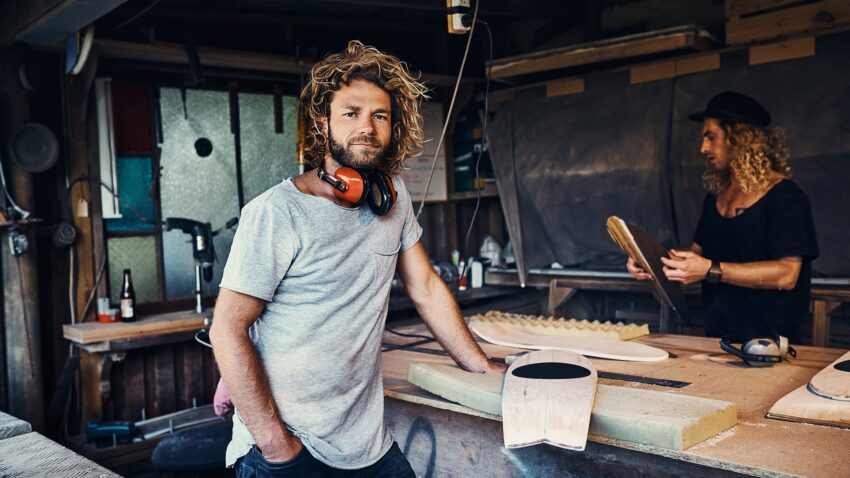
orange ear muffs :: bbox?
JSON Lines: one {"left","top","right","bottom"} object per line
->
{"left": 367, "top": 172, "right": 396, "bottom": 216}
{"left": 317, "top": 166, "right": 369, "bottom": 207}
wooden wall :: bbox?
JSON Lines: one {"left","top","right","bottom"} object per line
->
{"left": 102, "top": 343, "right": 219, "bottom": 422}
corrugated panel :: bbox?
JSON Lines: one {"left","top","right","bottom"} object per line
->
{"left": 239, "top": 92, "right": 299, "bottom": 202}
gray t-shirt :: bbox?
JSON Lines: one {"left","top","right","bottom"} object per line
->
{"left": 219, "top": 176, "right": 422, "bottom": 469}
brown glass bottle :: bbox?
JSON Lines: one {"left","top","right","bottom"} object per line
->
{"left": 120, "top": 269, "right": 136, "bottom": 322}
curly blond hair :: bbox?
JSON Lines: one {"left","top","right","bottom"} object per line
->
{"left": 703, "top": 121, "right": 792, "bottom": 194}
{"left": 299, "top": 40, "right": 429, "bottom": 175}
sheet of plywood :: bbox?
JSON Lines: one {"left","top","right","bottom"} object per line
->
{"left": 606, "top": 216, "right": 690, "bottom": 324}
{"left": 63, "top": 310, "right": 209, "bottom": 344}
{"left": 409, "top": 362, "right": 737, "bottom": 451}
{"left": 808, "top": 350, "right": 850, "bottom": 401}
{"left": 767, "top": 384, "right": 850, "bottom": 428}
{"left": 471, "top": 311, "right": 650, "bottom": 341}
{"left": 502, "top": 350, "right": 597, "bottom": 451}
{"left": 470, "top": 318, "right": 668, "bottom": 362}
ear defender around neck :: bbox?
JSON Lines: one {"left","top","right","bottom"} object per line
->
{"left": 317, "top": 166, "right": 396, "bottom": 215}
{"left": 367, "top": 171, "right": 397, "bottom": 216}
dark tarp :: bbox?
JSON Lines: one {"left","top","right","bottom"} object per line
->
{"left": 489, "top": 31, "right": 850, "bottom": 282}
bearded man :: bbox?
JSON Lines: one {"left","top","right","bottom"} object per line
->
{"left": 210, "top": 41, "right": 505, "bottom": 478}
{"left": 628, "top": 91, "right": 818, "bottom": 342}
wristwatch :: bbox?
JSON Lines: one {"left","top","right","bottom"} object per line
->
{"left": 705, "top": 260, "right": 722, "bottom": 284}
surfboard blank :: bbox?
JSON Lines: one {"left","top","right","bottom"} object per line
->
{"left": 502, "top": 350, "right": 597, "bottom": 451}
{"left": 808, "top": 350, "right": 850, "bottom": 401}
{"left": 408, "top": 362, "right": 738, "bottom": 451}
{"left": 470, "top": 319, "right": 668, "bottom": 362}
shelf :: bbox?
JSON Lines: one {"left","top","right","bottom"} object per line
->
{"left": 448, "top": 186, "right": 499, "bottom": 201}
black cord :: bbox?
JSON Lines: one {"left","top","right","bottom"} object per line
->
{"left": 385, "top": 326, "right": 433, "bottom": 341}
{"left": 461, "top": 19, "right": 494, "bottom": 275}
{"left": 108, "top": 0, "right": 161, "bottom": 32}
{"left": 381, "top": 337, "right": 436, "bottom": 353}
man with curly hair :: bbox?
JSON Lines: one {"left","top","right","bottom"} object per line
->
{"left": 210, "top": 41, "right": 504, "bottom": 477}
{"left": 628, "top": 91, "right": 818, "bottom": 342}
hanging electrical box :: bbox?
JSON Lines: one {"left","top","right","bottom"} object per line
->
{"left": 446, "top": 0, "right": 472, "bottom": 34}
{"left": 95, "top": 77, "right": 122, "bottom": 219}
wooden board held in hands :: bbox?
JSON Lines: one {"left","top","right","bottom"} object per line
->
{"left": 470, "top": 318, "right": 668, "bottom": 362}
{"left": 808, "top": 350, "right": 850, "bottom": 401}
{"left": 606, "top": 216, "right": 690, "bottom": 324}
{"left": 502, "top": 350, "right": 597, "bottom": 451}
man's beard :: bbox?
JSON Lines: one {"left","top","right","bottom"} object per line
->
{"left": 328, "top": 133, "right": 388, "bottom": 171}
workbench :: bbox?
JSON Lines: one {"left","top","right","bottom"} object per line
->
{"left": 486, "top": 267, "right": 850, "bottom": 345}
{"left": 381, "top": 323, "right": 849, "bottom": 477}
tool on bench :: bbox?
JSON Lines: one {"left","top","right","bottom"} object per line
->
{"left": 86, "top": 420, "right": 136, "bottom": 447}
{"left": 720, "top": 334, "right": 796, "bottom": 367}
{"left": 164, "top": 217, "right": 238, "bottom": 313}
{"left": 387, "top": 344, "right": 690, "bottom": 388}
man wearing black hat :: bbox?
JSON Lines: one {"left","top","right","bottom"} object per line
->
{"left": 628, "top": 91, "right": 818, "bottom": 342}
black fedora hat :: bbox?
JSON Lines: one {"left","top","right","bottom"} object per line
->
{"left": 688, "top": 91, "right": 771, "bottom": 127}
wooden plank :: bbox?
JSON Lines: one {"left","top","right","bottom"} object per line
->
{"left": 546, "top": 78, "right": 585, "bottom": 97}
{"left": 726, "top": 0, "right": 807, "bottom": 19}
{"left": 177, "top": 342, "right": 204, "bottom": 410}
{"left": 502, "top": 350, "right": 597, "bottom": 450}
{"left": 630, "top": 61, "right": 675, "bottom": 84}
{"left": 749, "top": 36, "right": 816, "bottom": 64}
{"left": 63, "top": 309, "right": 209, "bottom": 344}
{"left": 768, "top": 384, "right": 850, "bottom": 428}
{"left": 490, "top": 26, "right": 714, "bottom": 79}
{"left": 675, "top": 53, "right": 721, "bottom": 75}
{"left": 0, "top": 432, "right": 120, "bottom": 477}
{"left": 152, "top": 346, "right": 177, "bottom": 417}
{"left": 119, "top": 352, "right": 146, "bottom": 422}
{"left": 725, "top": 0, "right": 850, "bottom": 45}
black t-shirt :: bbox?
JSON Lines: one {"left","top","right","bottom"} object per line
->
{"left": 693, "top": 179, "right": 819, "bottom": 342}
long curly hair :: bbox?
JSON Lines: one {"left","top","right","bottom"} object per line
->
{"left": 299, "top": 40, "right": 429, "bottom": 175}
{"left": 703, "top": 121, "right": 792, "bottom": 194}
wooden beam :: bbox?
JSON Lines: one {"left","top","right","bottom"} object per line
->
{"left": 546, "top": 78, "right": 585, "bottom": 97}
{"left": 726, "top": 0, "right": 807, "bottom": 19}
{"left": 0, "top": 0, "right": 73, "bottom": 44}
{"left": 675, "top": 53, "right": 721, "bottom": 75}
{"left": 630, "top": 61, "right": 675, "bottom": 84}
{"left": 489, "top": 26, "right": 716, "bottom": 80}
{"left": 725, "top": 0, "right": 850, "bottom": 45}
{"left": 87, "top": 39, "right": 462, "bottom": 86}
{"left": 749, "top": 36, "right": 815, "bottom": 65}
{"left": 0, "top": 45, "right": 45, "bottom": 431}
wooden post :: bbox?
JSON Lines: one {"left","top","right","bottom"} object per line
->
{"left": 0, "top": 44, "right": 44, "bottom": 430}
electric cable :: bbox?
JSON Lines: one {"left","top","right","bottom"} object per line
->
{"left": 415, "top": 0, "right": 480, "bottom": 221}
{"left": 385, "top": 326, "right": 433, "bottom": 341}
{"left": 460, "top": 18, "right": 493, "bottom": 280}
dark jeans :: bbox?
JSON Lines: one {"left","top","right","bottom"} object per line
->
{"left": 235, "top": 442, "right": 415, "bottom": 478}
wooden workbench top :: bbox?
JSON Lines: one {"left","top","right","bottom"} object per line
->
{"left": 63, "top": 309, "right": 211, "bottom": 345}
{"left": 381, "top": 325, "right": 850, "bottom": 478}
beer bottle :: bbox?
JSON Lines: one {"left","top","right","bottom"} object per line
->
{"left": 120, "top": 269, "right": 136, "bottom": 322}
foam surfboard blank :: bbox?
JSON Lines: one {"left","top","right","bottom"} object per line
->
{"left": 408, "top": 362, "right": 738, "bottom": 451}
{"left": 470, "top": 318, "right": 668, "bottom": 362}
{"left": 502, "top": 350, "right": 597, "bottom": 451}
{"left": 808, "top": 350, "right": 850, "bottom": 401}
{"left": 471, "top": 311, "right": 650, "bottom": 341}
